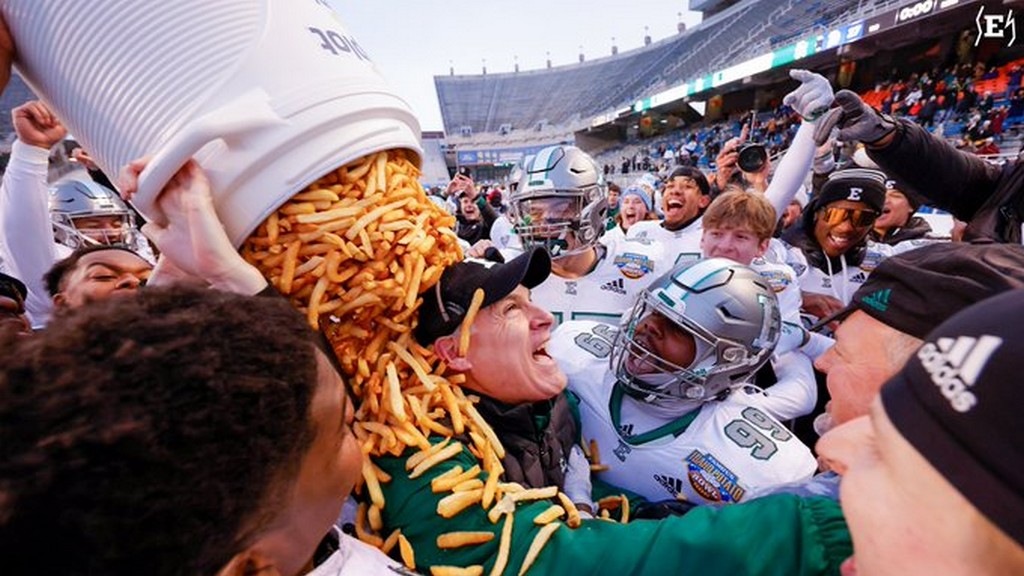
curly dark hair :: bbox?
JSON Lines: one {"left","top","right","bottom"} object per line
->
{"left": 43, "top": 243, "right": 146, "bottom": 296}
{"left": 0, "top": 286, "right": 320, "bottom": 575}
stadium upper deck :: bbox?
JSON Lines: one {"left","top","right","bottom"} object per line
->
{"left": 435, "top": 0, "right": 900, "bottom": 137}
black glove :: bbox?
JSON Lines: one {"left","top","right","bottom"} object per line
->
{"left": 631, "top": 498, "right": 699, "bottom": 520}
{"left": 813, "top": 89, "right": 896, "bottom": 147}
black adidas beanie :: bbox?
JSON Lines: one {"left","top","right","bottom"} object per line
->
{"left": 881, "top": 289, "right": 1024, "bottom": 545}
{"left": 814, "top": 242, "right": 1024, "bottom": 338}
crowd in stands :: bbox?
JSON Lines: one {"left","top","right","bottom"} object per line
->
{"left": 2, "top": 24, "right": 1024, "bottom": 576}
{"left": 594, "top": 57, "right": 1024, "bottom": 184}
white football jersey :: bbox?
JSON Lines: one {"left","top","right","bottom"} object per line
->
{"left": 626, "top": 219, "right": 703, "bottom": 268}
{"left": 551, "top": 321, "right": 817, "bottom": 504}
{"left": 308, "top": 529, "right": 414, "bottom": 576}
{"left": 531, "top": 237, "right": 665, "bottom": 325}
{"left": 749, "top": 256, "right": 802, "bottom": 326}
{"left": 787, "top": 241, "right": 894, "bottom": 305}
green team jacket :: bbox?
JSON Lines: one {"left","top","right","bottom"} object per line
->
{"left": 375, "top": 442, "right": 851, "bottom": 576}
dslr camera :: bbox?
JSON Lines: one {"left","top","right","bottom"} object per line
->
{"left": 737, "top": 143, "right": 768, "bottom": 173}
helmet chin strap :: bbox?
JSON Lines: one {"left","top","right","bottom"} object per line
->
{"left": 621, "top": 372, "right": 708, "bottom": 416}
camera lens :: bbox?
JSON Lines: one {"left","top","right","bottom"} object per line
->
{"left": 738, "top": 144, "right": 767, "bottom": 173}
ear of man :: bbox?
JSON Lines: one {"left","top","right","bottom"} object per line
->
{"left": 434, "top": 334, "right": 473, "bottom": 372}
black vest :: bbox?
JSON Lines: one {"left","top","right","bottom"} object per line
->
{"left": 473, "top": 393, "right": 578, "bottom": 490}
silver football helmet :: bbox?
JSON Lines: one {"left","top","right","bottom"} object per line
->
{"left": 510, "top": 145, "right": 607, "bottom": 258}
{"left": 49, "top": 178, "right": 137, "bottom": 249}
{"left": 612, "top": 258, "right": 781, "bottom": 412}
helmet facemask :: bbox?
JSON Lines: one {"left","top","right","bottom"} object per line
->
{"left": 511, "top": 190, "right": 605, "bottom": 258}
{"left": 611, "top": 260, "right": 781, "bottom": 413}
{"left": 510, "top": 145, "right": 608, "bottom": 259}
{"left": 49, "top": 179, "right": 143, "bottom": 251}
{"left": 51, "top": 211, "right": 134, "bottom": 249}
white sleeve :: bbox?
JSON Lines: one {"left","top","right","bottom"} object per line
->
{"left": 759, "top": 351, "right": 817, "bottom": 421}
{"left": 776, "top": 268, "right": 803, "bottom": 326}
{"left": 0, "top": 141, "right": 58, "bottom": 328}
{"left": 800, "top": 331, "right": 835, "bottom": 361}
{"left": 764, "top": 122, "right": 816, "bottom": 219}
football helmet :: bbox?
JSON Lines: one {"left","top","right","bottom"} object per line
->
{"left": 49, "top": 178, "right": 138, "bottom": 249}
{"left": 510, "top": 145, "right": 607, "bottom": 257}
{"left": 612, "top": 258, "right": 781, "bottom": 412}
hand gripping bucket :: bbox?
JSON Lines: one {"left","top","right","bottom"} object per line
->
{"left": 1, "top": 0, "right": 422, "bottom": 246}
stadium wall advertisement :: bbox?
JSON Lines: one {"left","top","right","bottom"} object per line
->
{"left": 455, "top": 144, "right": 554, "bottom": 166}
{"left": 631, "top": 0, "right": 975, "bottom": 115}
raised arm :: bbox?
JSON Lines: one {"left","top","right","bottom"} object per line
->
{"left": 0, "top": 101, "right": 67, "bottom": 327}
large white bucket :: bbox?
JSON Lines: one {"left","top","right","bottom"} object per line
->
{"left": 1, "top": 0, "right": 422, "bottom": 246}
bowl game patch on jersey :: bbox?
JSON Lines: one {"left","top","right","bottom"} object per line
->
{"left": 614, "top": 252, "right": 655, "bottom": 279}
{"left": 757, "top": 268, "right": 794, "bottom": 293}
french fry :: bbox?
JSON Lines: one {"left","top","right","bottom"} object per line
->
{"left": 437, "top": 488, "right": 484, "bottom": 518}
{"left": 452, "top": 478, "right": 485, "bottom": 492}
{"left": 381, "top": 528, "right": 402, "bottom": 555}
{"left": 508, "top": 486, "right": 558, "bottom": 503}
{"left": 406, "top": 438, "right": 452, "bottom": 471}
{"left": 440, "top": 383, "right": 468, "bottom": 432}
{"left": 518, "top": 522, "right": 561, "bottom": 576}
{"left": 620, "top": 495, "right": 630, "bottom": 524}
{"left": 409, "top": 442, "right": 464, "bottom": 479}
{"left": 481, "top": 448, "right": 502, "bottom": 509}
{"left": 557, "top": 492, "right": 582, "bottom": 529}
{"left": 278, "top": 240, "right": 301, "bottom": 294}
{"left": 458, "top": 288, "right": 486, "bottom": 356}
{"left": 487, "top": 494, "right": 516, "bottom": 524}
{"left": 532, "top": 505, "right": 566, "bottom": 525}
{"left": 489, "top": 511, "right": 514, "bottom": 576}
{"left": 432, "top": 567, "right": 484, "bottom": 576}
{"left": 430, "top": 465, "right": 464, "bottom": 491}
{"left": 385, "top": 362, "right": 406, "bottom": 420}
{"left": 462, "top": 401, "right": 505, "bottom": 459}
{"left": 389, "top": 341, "right": 437, "bottom": 391}
{"left": 362, "top": 458, "right": 386, "bottom": 510}
{"left": 436, "top": 531, "right": 495, "bottom": 549}
{"left": 432, "top": 465, "right": 482, "bottom": 493}
{"left": 307, "top": 275, "right": 330, "bottom": 329}
{"left": 398, "top": 533, "right": 416, "bottom": 571}
{"left": 355, "top": 502, "right": 383, "bottom": 548}
{"left": 266, "top": 211, "right": 279, "bottom": 244}
{"left": 497, "top": 482, "right": 525, "bottom": 494}
{"left": 368, "top": 503, "right": 383, "bottom": 532}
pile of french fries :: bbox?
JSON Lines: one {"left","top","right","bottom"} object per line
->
{"left": 241, "top": 149, "right": 625, "bottom": 575}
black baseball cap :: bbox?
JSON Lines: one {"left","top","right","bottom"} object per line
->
{"left": 414, "top": 247, "right": 551, "bottom": 346}
{"left": 812, "top": 242, "right": 1024, "bottom": 337}
{"left": 881, "top": 289, "right": 1024, "bottom": 545}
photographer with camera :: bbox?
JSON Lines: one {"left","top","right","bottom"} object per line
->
{"left": 630, "top": 70, "right": 832, "bottom": 269}
{"left": 713, "top": 123, "right": 773, "bottom": 195}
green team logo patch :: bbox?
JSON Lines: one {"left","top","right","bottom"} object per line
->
{"left": 861, "top": 288, "right": 891, "bottom": 312}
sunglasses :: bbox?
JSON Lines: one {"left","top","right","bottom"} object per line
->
{"left": 818, "top": 206, "right": 879, "bottom": 228}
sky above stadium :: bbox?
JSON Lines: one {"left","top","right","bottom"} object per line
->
{"left": 330, "top": 1, "right": 704, "bottom": 132}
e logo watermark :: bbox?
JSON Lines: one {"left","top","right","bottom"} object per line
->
{"left": 976, "top": 6, "right": 1016, "bottom": 47}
